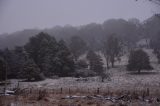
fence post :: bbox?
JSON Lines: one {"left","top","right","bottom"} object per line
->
{"left": 97, "top": 88, "right": 100, "bottom": 94}
{"left": 145, "top": 88, "right": 149, "bottom": 96}
{"left": 60, "top": 88, "right": 62, "bottom": 94}
{"left": 69, "top": 88, "right": 70, "bottom": 95}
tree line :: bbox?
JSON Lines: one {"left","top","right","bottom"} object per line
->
{"left": 0, "top": 32, "right": 124, "bottom": 81}
{"left": 0, "top": 32, "right": 75, "bottom": 81}
{"left": 0, "top": 15, "right": 160, "bottom": 51}
{"left": 0, "top": 15, "right": 160, "bottom": 81}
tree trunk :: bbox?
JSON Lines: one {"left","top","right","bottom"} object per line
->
{"left": 107, "top": 59, "right": 109, "bottom": 69}
{"left": 111, "top": 55, "right": 114, "bottom": 68}
{"left": 138, "top": 69, "right": 141, "bottom": 74}
{"left": 101, "top": 77, "right": 104, "bottom": 82}
{"left": 111, "top": 61, "right": 114, "bottom": 68}
{"left": 4, "top": 61, "right": 7, "bottom": 95}
{"left": 105, "top": 55, "right": 109, "bottom": 69}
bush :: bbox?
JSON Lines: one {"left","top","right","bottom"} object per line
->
{"left": 127, "top": 49, "right": 153, "bottom": 73}
{"left": 76, "top": 59, "right": 88, "bottom": 69}
{"left": 74, "top": 69, "right": 96, "bottom": 77}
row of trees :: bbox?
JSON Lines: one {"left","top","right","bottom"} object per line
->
{"left": 25, "top": 32, "right": 75, "bottom": 77}
{"left": 2, "top": 15, "right": 159, "bottom": 50}
{"left": 0, "top": 31, "right": 156, "bottom": 82}
{"left": 0, "top": 32, "right": 75, "bottom": 81}
{"left": 0, "top": 32, "right": 124, "bottom": 81}
{"left": 71, "top": 33, "right": 154, "bottom": 76}
{"left": 69, "top": 34, "right": 123, "bottom": 69}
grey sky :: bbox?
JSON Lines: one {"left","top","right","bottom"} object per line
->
{"left": 0, "top": 0, "right": 158, "bottom": 34}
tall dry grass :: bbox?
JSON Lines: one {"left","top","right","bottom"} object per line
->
{"left": 0, "top": 86, "right": 160, "bottom": 106}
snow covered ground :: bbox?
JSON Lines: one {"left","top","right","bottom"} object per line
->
{"left": 2, "top": 49, "right": 160, "bottom": 92}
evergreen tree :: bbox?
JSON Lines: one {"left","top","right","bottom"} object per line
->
{"left": 76, "top": 59, "right": 88, "bottom": 69}
{"left": 22, "top": 59, "right": 43, "bottom": 81}
{"left": 14, "top": 47, "right": 28, "bottom": 78}
{"left": 87, "top": 50, "right": 104, "bottom": 74}
{"left": 127, "top": 49, "right": 153, "bottom": 73}
{"left": 25, "top": 32, "right": 59, "bottom": 77}
{"left": 56, "top": 40, "right": 75, "bottom": 77}
{"left": 157, "top": 52, "right": 160, "bottom": 63}
{"left": 0, "top": 57, "right": 6, "bottom": 81}
{"left": 3, "top": 48, "right": 18, "bottom": 78}
{"left": 25, "top": 32, "right": 75, "bottom": 77}
{"left": 69, "top": 36, "right": 87, "bottom": 60}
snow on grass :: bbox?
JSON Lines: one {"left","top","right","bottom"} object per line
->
{"left": 2, "top": 48, "right": 160, "bottom": 91}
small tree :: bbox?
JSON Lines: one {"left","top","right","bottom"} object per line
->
{"left": 86, "top": 50, "right": 110, "bottom": 82}
{"left": 157, "top": 52, "right": 160, "bottom": 63}
{"left": 76, "top": 59, "right": 88, "bottom": 69}
{"left": 0, "top": 57, "right": 6, "bottom": 81}
{"left": 69, "top": 36, "right": 87, "bottom": 61}
{"left": 87, "top": 50, "right": 104, "bottom": 75}
{"left": 55, "top": 40, "right": 75, "bottom": 77}
{"left": 127, "top": 49, "right": 153, "bottom": 73}
{"left": 22, "top": 59, "right": 43, "bottom": 81}
{"left": 102, "top": 34, "right": 122, "bottom": 68}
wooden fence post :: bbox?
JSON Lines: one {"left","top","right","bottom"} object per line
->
{"left": 60, "top": 88, "right": 62, "bottom": 94}
{"left": 146, "top": 88, "right": 150, "bottom": 96}
{"left": 97, "top": 88, "right": 100, "bottom": 94}
{"left": 69, "top": 88, "right": 70, "bottom": 95}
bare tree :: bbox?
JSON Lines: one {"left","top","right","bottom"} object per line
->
{"left": 136, "top": 0, "right": 160, "bottom": 17}
{"left": 102, "top": 34, "right": 122, "bottom": 68}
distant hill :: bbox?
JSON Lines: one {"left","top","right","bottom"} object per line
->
{"left": 0, "top": 29, "right": 40, "bottom": 49}
{"left": 0, "top": 25, "right": 79, "bottom": 49}
{"left": 0, "top": 16, "right": 159, "bottom": 50}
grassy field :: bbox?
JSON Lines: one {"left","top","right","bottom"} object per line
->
{"left": 1, "top": 87, "right": 160, "bottom": 106}
{"left": 1, "top": 49, "right": 160, "bottom": 106}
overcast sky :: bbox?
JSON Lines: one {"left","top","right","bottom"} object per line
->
{"left": 0, "top": 0, "right": 158, "bottom": 34}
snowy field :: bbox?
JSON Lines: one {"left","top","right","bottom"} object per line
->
{"left": 1, "top": 49, "right": 160, "bottom": 106}
{"left": 2, "top": 49, "right": 160, "bottom": 92}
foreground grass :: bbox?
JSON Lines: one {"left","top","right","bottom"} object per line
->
{"left": 1, "top": 87, "right": 160, "bottom": 106}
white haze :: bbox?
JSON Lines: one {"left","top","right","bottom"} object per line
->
{"left": 0, "top": 0, "right": 158, "bottom": 34}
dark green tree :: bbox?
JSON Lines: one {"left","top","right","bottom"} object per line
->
{"left": 87, "top": 50, "right": 104, "bottom": 74}
{"left": 69, "top": 36, "right": 87, "bottom": 60}
{"left": 13, "top": 47, "right": 43, "bottom": 81}
{"left": 55, "top": 40, "right": 75, "bottom": 77}
{"left": 76, "top": 59, "right": 88, "bottom": 69}
{"left": 22, "top": 59, "right": 43, "bottom": 81}
{"left": 25, "top": 32, "right": 75, "bottom": 77}
{"left": 2, "top": 47, "right": 27, "bottom": 79}
{"left": 2, "top": 48, "right": 15, "bottom": 78}
{"left": 13, "top": 47, "right": 28, "bottom": 78}
{"left": 0, "top": 57, "right": 6, "bottom": 81}
{"left": 157, "top": 52, "right": 160, "bottom": 63}
{"left": 25, "top": 32, "right": 59, "bottom": 77}
{"left": 127, "top": 49, "right": 153, "bottom": 73}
